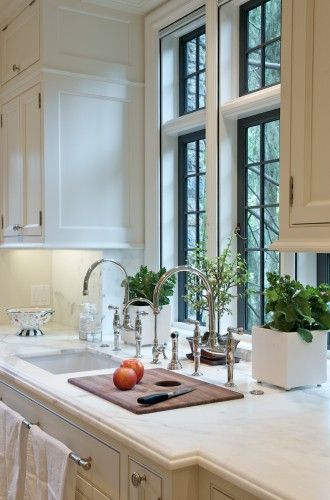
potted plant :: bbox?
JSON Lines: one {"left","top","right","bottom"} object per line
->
{"left": 252, "top": 272, "right": 330, "bottom": 390}
{"left": 184, "top": 236, "right": 250, "bottom": 348}
{"left": 121, "top": 265, "right": 175, "bottom": 346}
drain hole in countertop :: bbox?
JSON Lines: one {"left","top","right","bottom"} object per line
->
{"left": 155, "top": 380, "right": 181, "bottom": 387}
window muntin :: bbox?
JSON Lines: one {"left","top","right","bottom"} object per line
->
{"left": 179, "top": 26, "right": 206, "bottom": 115}
{"left": 237, "top": 110, "right": 280, "bottom": 331}
{"left": 178, "top": 130, "right": 206, "bottom": 322}
{"left": 240, "top": 0, "right": 281, "bottom": 95}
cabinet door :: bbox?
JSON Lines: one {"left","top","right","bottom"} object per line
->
{"left": 286, "top": 0, "right": 330, "bottom": 225}
{"left": 210, "top": 487, "right": 234, "bottom": 500}
{"left": 129, "top": 459, "right": 162, "bottom": 500}
{"left": 76, "top": 474, "right": 112, "bottom": 500}
{"left": 20, "top": 84, "right": 42, "bottom": 236}
{"left": 1, "top": 0, "right": 40, "bottom": 84}
{"left": 1, "top": 96, "right": 23, "bottom": 237}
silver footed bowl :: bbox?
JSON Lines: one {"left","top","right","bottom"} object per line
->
{"left": 6, "top": 308, "right": 54, "bottom": 336}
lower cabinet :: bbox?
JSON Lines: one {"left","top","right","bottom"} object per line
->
{"left": 128, "top": 458, "right": 162, "bottom": 500}
{"left": 0, "top": 378, "right": 260, "bottom": 500}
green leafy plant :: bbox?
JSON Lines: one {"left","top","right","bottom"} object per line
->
{"left": 184, "top": 236, "right": 250, "bottom": 320}
{"left": 124, "top": 265, "right": 175, "bottom": 307}
{"left": 264, "top": 272, "right": 330, "bottom": 342}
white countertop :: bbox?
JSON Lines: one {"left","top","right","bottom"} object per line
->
{"left": 0, "top": 324, "right": 329, "bottom": 500}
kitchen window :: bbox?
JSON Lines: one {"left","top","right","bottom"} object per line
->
{"left": 178, "top": 130, "right": 206, "bottom": 322}
{"left": 179, "top": 25, "right": 206, "bottom": 115}
{"left": 237, "top": 109, "right": 280, "bottom": 331}
{"left": 240, "top": 0, "right": 282, "bottom": 95}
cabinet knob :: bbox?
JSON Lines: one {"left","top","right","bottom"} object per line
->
{"left": 12, "top": 64, "right": 20, "bottom": 72}
{"left": 12, "top": 224, "right": 23, "bottom": 231}
{"left": 131, "top": 472, "right": 146, "bottom": 488}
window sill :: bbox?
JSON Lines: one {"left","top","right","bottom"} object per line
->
{"left": 162, "top": 109, "right": 206, "bottom": 136}
{"left": 221, "top": 84, "right": 280, "bottom": 120}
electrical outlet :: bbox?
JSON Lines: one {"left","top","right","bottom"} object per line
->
{"left": 31, "top": 285, "right": 51, "bottom": 307}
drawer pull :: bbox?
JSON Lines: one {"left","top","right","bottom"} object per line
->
{"left": 12, "top": 64, "right": 20, "bottom": 72}
{"left": 21, "top": 418, "right": 92, "bottom": 470}
{"left": 13, "top": 224, "right": 23, "bottom": 231}
{"left": 131, "top": 472, "right": 146, "bottom": 487}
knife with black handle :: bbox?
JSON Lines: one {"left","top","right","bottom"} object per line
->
{"left": 137, "top": 387, "right": 194, "bottom": 405}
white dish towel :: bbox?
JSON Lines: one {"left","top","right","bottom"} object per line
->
{"left": 0, "top": 401, "right": 25, "bottom": 500}
{"left": 23, "top": 425, "right": 76, "bottom": 500}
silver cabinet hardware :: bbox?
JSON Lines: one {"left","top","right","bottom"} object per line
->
{"left": 131, "top": 472, "right": 146, "bottom": 487}
{"left": 13, "top": 224, "right": 23, "bottom": 231}
{"left": 12, "top": 64, "right": 20, "bottom": 72}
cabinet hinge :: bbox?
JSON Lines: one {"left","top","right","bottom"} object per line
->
{"left": 1, "top": 216, "right": 3, "bottom": 230}
{"left": 38, "top": 93, "right": 41, "bottom": 109}
{"left": 289, "top": 176, "right": 294, "bottom": 206}
{"left": 39, "top": 210, "right": 42, "bottom": 227}
{"left": 29, "top": 0, "right": 36, "bottom": 6}
{"left": 2, "top": 25, "right": 8, "bottom": 32}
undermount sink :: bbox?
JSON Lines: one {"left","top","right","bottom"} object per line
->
{"left": 19, "top": 349, "right": 121, "bottom": 374}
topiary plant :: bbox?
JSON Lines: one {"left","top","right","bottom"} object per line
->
{"left": 264, "top": 272, "right": 330, "bottom": 342}
{"left": 124, "top": 265, "right": 175, "bottom": 307}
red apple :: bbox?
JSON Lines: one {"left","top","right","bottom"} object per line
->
{"left": 113, "top": 367, "right": 137, "bottom": 390}
{"left": 120, "top": 359, "right": 145, "bottom": 383}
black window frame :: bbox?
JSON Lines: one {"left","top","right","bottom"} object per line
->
{"left": 179, "top": 25, "right": 206, "bottom": 116}
{"left": 317, "top": 254, "right": 330, "bottom": 349}
{"left": 239, "top": 0, "right": 282, "bottom": 96}
{"left": 178, "top": 129, "right": 206, "bottom": 322}
{"left": 237, "top": 108, "right": 280, "bottom": 331}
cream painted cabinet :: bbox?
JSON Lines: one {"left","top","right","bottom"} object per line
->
{"left": 271, "top": 0, "right": 330, "bottom": 252}
{"left": 76, "top": 475, "right": 112, "bottom": 500}
{"left": 128, "top": 458, "right": 162, "bottom": 500}
{"left": 1, "top": 83, "right": 42, "bottom": 239}
{"left": 1, "top": 0, "right": 40, "bottom": 84}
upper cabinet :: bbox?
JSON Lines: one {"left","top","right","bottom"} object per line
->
{"left": 271, "top": 0, "right": 330, "bottom": 252}
{"left": 1, "top": 0, "right": 40, "bottom": 84}
{"left": 0, "top": 0, "right": 144, "bottom": 249}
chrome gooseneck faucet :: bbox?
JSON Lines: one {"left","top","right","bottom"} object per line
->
{"left": 82, "top": 259, "right": 132, "bottom": 346}
{"left": 153, "top": 265, "right": 219, "bottom": 363}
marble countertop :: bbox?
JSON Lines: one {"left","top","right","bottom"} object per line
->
{"left": 0, "top": 324, "right": 329, "bottom": 500}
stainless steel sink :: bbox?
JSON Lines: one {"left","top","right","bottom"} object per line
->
{"left": 19, "top": 350, "right": 121, "bottom": 374}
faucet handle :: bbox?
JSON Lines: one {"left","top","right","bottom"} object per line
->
{"left": 108, "top": 304, "right": 119, "bottom": 311}
{"left": 227, "top": 326, "right": 244, "bottom": 336}
{"left": 136, "top": 310, "right": 148, "bottom": 318}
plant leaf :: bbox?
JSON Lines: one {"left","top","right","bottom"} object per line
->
{"left": 297, "top": 327, "right": 313, "bottom": 343}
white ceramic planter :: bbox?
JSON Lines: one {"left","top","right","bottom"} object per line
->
{"left": 121, "top": 304, "right": 171, "bottom": 346}
{"left": 252, "top": 326, "right": 328, "bottom": 390}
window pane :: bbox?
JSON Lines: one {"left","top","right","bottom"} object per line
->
{"left": 187, "top": 213, "right": 196, "bottom": 248}
{"left": 199, "top": 212, "right": 206, "bottom": 244}
{"left": 199, "top": 34, "right": 206, "bottom": 70}
{"left": 247, "top": 293, "right": 261, "bottom": 331}
{"left": 186, "top": 39, "right": 196, "bottom": 75}
{"left": 187, "top": 177, "right": 196, "bottom": 212}
{"left": 199, "top": 175, "right": 206, "bottom": 210}
{"left": 247, "top": 125, "right": 260, "bottom": 164}
{"left": 247, "top": 6, "right": 261, "bottom": 49}
{"left": 247, "top": 251, "right": 261, "bottom": 288}
{"left": 265, "top": 40, "right": 281, "bottom": 86}
{"left": 187, "top": 142, "right": 197, "bottom": 173}
{"left": 265, "top": 0, "right": 281, "bottom": 42}
{"left": 264, "top": 206, "right": 279, "bottom": 246}
{"left": 247, "top": 167, "right": 261, "bottom": 206}
{"left": 264, "top": 162, "right": 279, "bottom": 204}
{"left": 264, "top": 251, "right": 280, "bottom": 288}
{"left": 247, "top": 208, "right": 261, "bottom": 248}
{"left": 199, "top": 139, "right": 206, "bottom": 172}
{"left": 264, "top": 120, "right": 280, "bottom": 160}
{"left": 247, "top": 49, "right": 262, "bottom": 92}
{"left": 198, "top": 71, "right": 206, "bottom": 108}
{"left": 186, "top": 77, "right": 197, "bottom": 112}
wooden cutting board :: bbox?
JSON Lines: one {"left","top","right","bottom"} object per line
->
{"left": 68, "top": 368, "right": 244, "bottom": 414}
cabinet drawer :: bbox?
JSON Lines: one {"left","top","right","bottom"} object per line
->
{"left": 0, "top": 382, "right": 120, "bottom": 499}
{"left": 128, "top": 458, "right": 162, "bottom": 500}
{"left": 1, "top": 0, "right": 40, "bottom": 84}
